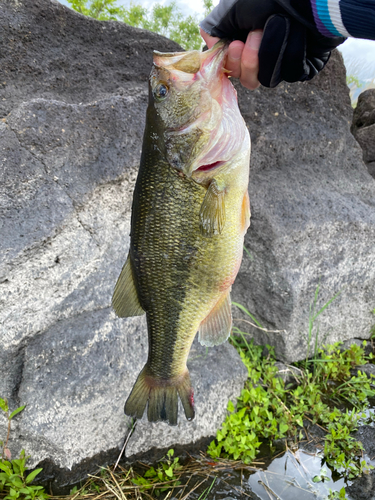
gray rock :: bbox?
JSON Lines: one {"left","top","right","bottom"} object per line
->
{"left": 354, "top": 364, "right": 375, "bottom": 380}
{"left": 354, "top": 426, "right": 375, "bottom": 463}
{"left": 0, "top": 0, "right": 247, "bottom": 490}
{"left": 352, "top": 89, "right": 375, "bottom": 176}
{"left": 233, "top": 50, "right": 375, "bottom": 363}
{"left": 0, "top": 0, "right": 178, "bottom": 118}
{"left": 368, "top": 162, "right": 375, "bottom": 178}
{"left": 347, "top": 472, "right": 375, "bottom": 500}
{"left": 355, "top": 123, "right": 375, "bottom": 165}
{"left": 347, "top": 426, "right": 375, "bottom": 500}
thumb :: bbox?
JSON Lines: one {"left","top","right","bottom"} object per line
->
{"left": 200, "top": 28, "right": 220, "bottom": 49}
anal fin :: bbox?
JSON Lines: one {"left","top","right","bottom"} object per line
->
{"left": 198, "top": 289, "right": 232, "bottom": 347}
{"left": 112, "top": 254, "right": 145, "bottom": 317}
{"left": 199, "top": 178, "right": 226, "bottom": 237}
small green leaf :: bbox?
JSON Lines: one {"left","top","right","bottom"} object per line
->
{"left": 19, "top": 488, "right": 31, "bottom": 495}
{"left": 0, "top": 463, "right": 11, "bottom": 473}
{"left": 26, "top": 469, "right": 43, "bottom": 484}
{"left": 227, "top": 400, "right": 235, "bottom": 412}
{"left": 9, "top": 406, "right": 26, "bottom": 420}
{"left": 0, "top": 398, "right": 9, "bottom": 413}
{"left": 279, "top": 423, "right": 288, "bottom": 434}
{"left": 165, "top": 467, "right": 173, "bottom": 478}
{"left": 8, "top": 477, "right": 24, "bottom": 488}
{"left": 144, "top": 467, "right": 156, "bottom": 478}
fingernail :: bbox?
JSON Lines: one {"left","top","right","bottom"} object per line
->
{"left": 229, "top": 45, "right": 242, "bottom": 61}
{"left": 248, "top": 30, "right": 262, "bottom": 50}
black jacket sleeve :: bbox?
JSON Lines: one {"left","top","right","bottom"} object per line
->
{"left": 200, "top": 0, "right": 346, "bottom": 87}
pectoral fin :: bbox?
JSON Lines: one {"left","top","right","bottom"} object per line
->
{"left": 199, "top": 179, "right": 226, "bottom": 237}
{"left": 198, "top": 289, "right": 232, "bottom": 347}
{"left": 112, "top": 254, "right": 145, "bottom": 317}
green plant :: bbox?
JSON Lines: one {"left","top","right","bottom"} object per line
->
{"left": 0, "top": 451, "right": 47, "bottom": 500}
{"left": 327, "top": 486, "right": 348, "bottom": 499}
{"left": 67, "top": 0, "right": 125, "bottom": 20}
{"left": 312, "top": 467, "right": 330, "bottom": 483}
{"left": 67, "top": 0, "right": 214, "bottom": 50}
{"left": 131, "top": 449, "right": 181, "bottom": 496}
{"left": 208, "top": 336, "right": 375, "bottom": 479}
{"left": 0, "top": 399, "right": 25, "bottom": 461}
{"left": 197, "top": 476, "right": 216, "bottom": 499}
{"left": 0, "top": 399, "right": 48, "bottom": 500}
{"left": 346, "top": 75, "right": 363, "bottom": 89}
{"left": 305, "top": 284, "right": 341, "bottom": 363}
{"left": 207, "top": 339, "right": 290, "bottom": 463}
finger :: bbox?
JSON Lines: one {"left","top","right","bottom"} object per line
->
{"left": 240, "top": 30, "right": 263, "bottom": 90}
{"left": 200, "top": 28, "right": 220, "bottom": 49}
{"left": 226, "top": 40, "right": 244, "bottom": 79}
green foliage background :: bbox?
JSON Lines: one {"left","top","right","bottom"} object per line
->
{"left": 67, "top": 0, "right": 214, "bottom": 50}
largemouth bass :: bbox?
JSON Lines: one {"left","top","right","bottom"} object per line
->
{"left": 112, "top": 41, "right": 250, "bottom": 425}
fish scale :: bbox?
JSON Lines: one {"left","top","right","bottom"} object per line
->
{"left": 133, "top": 162, "right": 205, "bottom": 378}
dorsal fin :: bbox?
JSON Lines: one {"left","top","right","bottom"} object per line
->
{"left": 112, "top": 254, "right": 145, "bottom": 317}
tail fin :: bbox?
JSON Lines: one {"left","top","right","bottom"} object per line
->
{"left": 124, "top": 366, "right": 195, "bottom": 426}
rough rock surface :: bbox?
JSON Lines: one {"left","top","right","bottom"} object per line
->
{"left": 0, "top": 0, "right": 247, "bottom": 489}
{"left": 347, "top": 426, "right": 375, "bottom": 500}
{"left": 1, "top": 0, "right": 375, "bottom": 489}
{"left": 233, "top": 53, "right": 375, "bottom": 362}
{"left": 351, "top": 89, "right": 375, "bottom": 178}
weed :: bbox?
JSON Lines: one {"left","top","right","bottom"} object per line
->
{"left": 0, "top": 399, "right": 25, "bottom": 461}
{"left": 305, "top": 284, "right": 341, "bottom": 363}
{"left": 64, "top": 456, "right": 259, "bottom": 500}
{"left": 208, "top": 337, "right": 375, "bottom": 479}
{"left": 243, "top": 245, "right": 254, "bottom": 261}
{"left": 0, "top": 398, "right": 48, "bottom": 500}
{"left": 0, "top": 451, "right": 47, "bottom": 500}
{"left": 327, "top": 486, "right": 348, "bottom": 499}
{"left": 312, "top": 467, "right": 330, "bottom": 483}
{"left": 131, "top": 449, "right": 181, "bottom": 496}
{"left": 197, "top": 476, "right": 216, "bottom": 499}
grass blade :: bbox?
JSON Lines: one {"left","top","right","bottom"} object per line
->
{"left": 232, "top": 302, "right": 262, "bottom": 328}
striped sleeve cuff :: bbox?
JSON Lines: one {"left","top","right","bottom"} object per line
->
{"left": 311, "top": 0, "right": 375, "bottom": 39}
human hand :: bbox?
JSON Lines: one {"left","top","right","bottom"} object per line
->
{"left": 200, "top": 28, "right": 263, "bottom": 90}
{"left": 200, "top": 0, "right": 345, "bottom": 88}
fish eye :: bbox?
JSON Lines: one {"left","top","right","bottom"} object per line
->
{"left": 154, "top": 83, "right": 169, "bottom": 100}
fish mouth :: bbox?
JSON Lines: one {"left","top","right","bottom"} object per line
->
{"left": 153, "top": 39, "right": 229, "bottom": 71}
